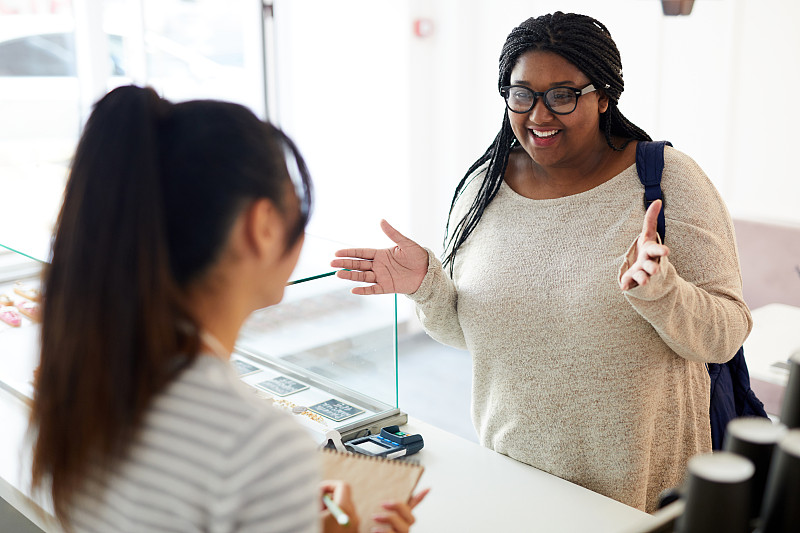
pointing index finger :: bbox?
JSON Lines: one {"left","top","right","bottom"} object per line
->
{"left": 641, "top": 199, "right": 662, "bottom": 243}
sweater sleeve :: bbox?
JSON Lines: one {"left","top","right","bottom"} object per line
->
{"left": 404, "top": 167, "right": 489, "bottom": 351}
{"left": 618, "top": 148, "right": 753, "bottom": 364}
{"left": 406, "top": 248, "right": 467, "bottom": 349}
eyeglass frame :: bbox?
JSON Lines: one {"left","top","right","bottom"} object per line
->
{"left": 499, "top": 83, "right": 597, "bottom": 115}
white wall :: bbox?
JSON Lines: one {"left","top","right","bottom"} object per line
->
{"left": 273, "top": 0, "right": 800, "bottom": 257}
{"left": 272, "top": 0, "right": 411, "bottom": 247}
{"left": 723, "top": 0, "right": 800, "bottom": 222}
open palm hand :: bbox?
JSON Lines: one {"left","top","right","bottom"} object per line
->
{"left": 331, "top": 220, "right": 429, "bottom": 295}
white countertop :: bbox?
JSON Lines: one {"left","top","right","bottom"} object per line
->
{"left": 404, "top": 417, "right": 652, "bottom": 532}
{"left": 0, "top": 386, "right": 653, "bottom": 532}
{"left": 0, "top": 387, "right": 56, "bottom": 531}
{"left": 741, "top": 303, "right": 800, "bottom": 415}
{"left": 743, "top": 303, "right": 800, "bottom": 386}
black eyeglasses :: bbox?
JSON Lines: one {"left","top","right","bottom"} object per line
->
{"left": 500, "top": 84, "right": 597, "bottom": 115}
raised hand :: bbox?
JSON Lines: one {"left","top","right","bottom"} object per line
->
{"left": 619, "top": 199, "right": 670, "bottom": 291}
{"left": 331, "top": 220, "right": 429, "bottom": 295}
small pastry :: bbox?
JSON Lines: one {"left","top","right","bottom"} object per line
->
{"left": 0, "top": 306, "right": 22, "bottom": 327}
{"left": 14, "top": 282, "right": 41, "bottom": 302}
{"left": 17, "top": 301, "right": 41, "bottom": 322}
{"left": 0, "top": 294, "right": 13, "bottom": 306}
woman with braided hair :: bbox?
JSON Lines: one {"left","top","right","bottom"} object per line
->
{"left": 333, "top": 12, "right": 750, "bottom": 512}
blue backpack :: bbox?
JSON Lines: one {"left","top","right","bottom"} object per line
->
{"left": 635, "top": 140, "right": 768, "bottom": 450}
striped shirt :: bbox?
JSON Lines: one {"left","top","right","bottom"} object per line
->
{"left": 70, "top": 355, "right": 320, "bottom": 533}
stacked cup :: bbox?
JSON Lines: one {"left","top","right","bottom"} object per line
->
{"left": 674, "top": 451, "right": 754, "bottom": 533}
{"left": 756, "top": 352, "right": 800, "bottom": 533}
{"left": 674, "top": 352, "right": 800, "bottom": 533}
{"left": 758, "top": 430, "right": 800, "bottom": 532}
{"left": 723, "top": 418, "right": 786, "bottom": 531}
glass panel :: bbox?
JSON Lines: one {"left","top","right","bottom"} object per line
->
{"left": 234, "top": 233, "right": 399, "bottom": 437}
{"left": 0, "top": 233, "right": 400, "bottom": 439}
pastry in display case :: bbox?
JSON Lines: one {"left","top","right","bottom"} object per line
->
{"left": 0, "top": 234, "right": 405, "bottom": 444}
{"left": 0, "top": 243, "right": 44, "bottom": 400}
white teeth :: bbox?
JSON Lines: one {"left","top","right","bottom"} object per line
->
{"left": 533, "top": 130, "right": 559, "bottom": 138}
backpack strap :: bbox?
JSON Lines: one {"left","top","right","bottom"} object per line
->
{"left": 634, "top": 140, "right": 768, "bottom": 451}
{"left": 634, "top": 141, "right": 672, "bottom": 242}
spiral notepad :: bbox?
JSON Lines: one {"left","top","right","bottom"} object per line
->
{"left": 319, "top": 448, "right": 425, "bottom": 533}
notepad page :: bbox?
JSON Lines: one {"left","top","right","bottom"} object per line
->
{"left": 319, "top": 448, "right": 425, "bottom": 533}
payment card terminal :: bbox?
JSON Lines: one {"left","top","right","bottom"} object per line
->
{"left": 347, "top": 426, "right": 424, "bottom": 459}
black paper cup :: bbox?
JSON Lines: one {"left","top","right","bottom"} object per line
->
{"left": 759, "top": 429, "right": 800, "bottom": 533}
{"left": 676, "top": 452, "right": 753, "bottom": 533}
{"left": 723, "top": 417, "right": 787, "bottom": 522}
{"left": 780, "top": 352, "right": 800, "bottom": 429}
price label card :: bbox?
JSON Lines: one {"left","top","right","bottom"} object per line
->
{"left": 256, "top": 376, "right": 309, "bottom": 397}
{"left": 309, "top": 399, "right": 365, "bottom": 422}
{"left": 232, "top": 359, "right": 260, "bottom": 377}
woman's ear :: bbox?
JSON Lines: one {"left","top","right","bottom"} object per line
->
{"left": 597, "top": 90, "right": 610, "bottom": 114}
{"left": 242, "top": 198, "right": 283, "bottom": 262}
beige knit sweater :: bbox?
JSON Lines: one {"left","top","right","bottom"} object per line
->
{"left": 408, "top": 146, "right": 752, "bottom": 513}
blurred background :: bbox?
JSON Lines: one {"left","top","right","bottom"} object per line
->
{"left": 2, "top": 0, "right": 799, "bottom": 440}
{"left": 2, "top": 0, "right": 800, "bottom": 258}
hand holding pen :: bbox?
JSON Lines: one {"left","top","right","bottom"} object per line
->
{"left": 321, "top": 481, "right": 360, "bottom": 533}
{"left": 320, "top": 480, "right": 429, "bottom": 533}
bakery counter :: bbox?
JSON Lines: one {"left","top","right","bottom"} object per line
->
{"left": 405, "top": 417, "right": 653, "bottom": 532}
{"left": 0, "top": 384, "right": 653, "bottom": 532}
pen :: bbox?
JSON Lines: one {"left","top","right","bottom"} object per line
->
{"left": 322, "top": 493, "right": 350, "bottom": 526}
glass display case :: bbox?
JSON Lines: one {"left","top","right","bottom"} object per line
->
{"left": 0, "top": 234, "right": 405, "bottom": 444}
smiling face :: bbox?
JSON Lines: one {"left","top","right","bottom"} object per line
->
{"left": 507, "top": 50, "right": 609, "bottom": 169}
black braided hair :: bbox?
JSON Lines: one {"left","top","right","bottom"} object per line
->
{"left": 442, "top": 12, "right": 651, "bottom": 274}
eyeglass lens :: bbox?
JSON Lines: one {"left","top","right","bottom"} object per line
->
{"left": 505, "top": 87, "right": 580, "bottom": 114}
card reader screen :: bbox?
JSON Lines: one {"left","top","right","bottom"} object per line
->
{"left": 351, "top": 440, "right": 391, "bottom": 455}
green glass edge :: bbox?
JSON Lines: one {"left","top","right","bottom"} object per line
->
{"left": 0, "top": 243, "right": 48, "bottom": 264}
{"left": 0, "top": 245, "right": 342, "bottom": 286}
{"left": 286, "top": 270, "right": 337, "bottom": 286}
{"left": 286, "top": 268, "right": 352, "bottom": 286}
{"left": 394, "top": 293, "right": 399, "bottom": 408}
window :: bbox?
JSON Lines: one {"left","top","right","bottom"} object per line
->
{"left": 0, "top": 0, "right": 265, "bottom": 261}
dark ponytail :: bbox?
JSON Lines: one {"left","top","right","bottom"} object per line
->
{"left": 443, "top": 12, "right": 651, "bottom": 273}
{"left": 30, "top": 86, "right": 312, "bottom": 525}
{"left": 31, "top": 86, "right": 191, "bottom": 523}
